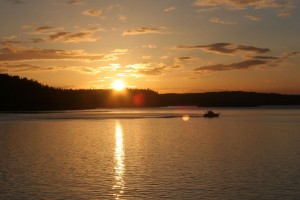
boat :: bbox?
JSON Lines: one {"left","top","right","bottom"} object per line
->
{"left": 203, "top": 110, "right": 220, "bottom": 118}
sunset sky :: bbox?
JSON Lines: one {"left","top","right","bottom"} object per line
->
{"left": 0, "top": 0, "right": 299, "bottom": 93}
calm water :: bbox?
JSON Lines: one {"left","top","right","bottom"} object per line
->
{"left": 1, "top": 107, "right": 300, "bottom": 199}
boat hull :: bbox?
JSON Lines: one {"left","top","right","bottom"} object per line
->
{"left": 203, "top": 113, "right": 220, "bottom": 118}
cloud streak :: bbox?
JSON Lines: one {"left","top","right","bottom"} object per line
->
{"left": 194, "top": 51, "right": 299, "bottom": 73}
{"left": 32, "top": 27, "right": 102, "bottom": 43}
{"left": 123, "top": 27, "right": 168, "bottom": 36}
{"left": 195, "top": 59, "right": 268, "bottom": 73}
{"left": 120, "top": 63, "right": 167, "bottom": 76}
{"left": 33, "top": 26, "right": 64, "bottom": 34}
{"left": 176, "top": 56, "right": 193, "bottom": 61}
{"left": 82, "top": 9, "right": 102, "bottom": 17}
{"left": 193, "top": 0, "right": 296, "bottom": 16}
{"left": 138, "top": 66, "right": 166, "bottom": 76}
{"left": 244, "top": 15, "right": 261, "bottom": 21}
{"left": 142, "top": 44, "right": 157, "bottom": 49}
{"left": 0, "top": 62, "right": 102, "bottom": 74}
{"left": 246, "top": 55, "right": 278, "bottom": 60}
{"left": 0, "top": 42, "right": 118, "bottom": 62}
{"left": 0, "top": 63, "right": 48, "bottom": 73}
{"left": 176, "top": 43, "right": 271, "bottom": 54}
{"left": 210, "top": 18, "right": 236, "bottom": 25}
{"left": 164, "top": 6, "right": 176, "bottom": 12}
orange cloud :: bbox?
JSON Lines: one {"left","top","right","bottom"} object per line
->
{"left": 210, "top": 18, "right": 236, "bottom": 25}
{"left": 164, "top": 6, "right": 176, "bottom": 12}
{"left": 244, "top": 15, "right": 261, "bottom": 21}
{"left": 82, "top": 9, "right": 102, "bottom": 17}
{"left": 142, "top": 44, "right": 157, "bottom": 49}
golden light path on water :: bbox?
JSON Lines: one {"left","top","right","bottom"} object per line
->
{"left": 113, "top": 122, "right": 125, "bottom": 199}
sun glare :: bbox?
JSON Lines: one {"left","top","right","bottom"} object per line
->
{"left": 112, "top": 80, "right": 126, "bottom": 91}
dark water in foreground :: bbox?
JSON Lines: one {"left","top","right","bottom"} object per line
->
{"left": 1, "top": 107, "right": 300, "bottom": 199}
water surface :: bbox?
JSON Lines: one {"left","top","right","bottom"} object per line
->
{"left": 1, "top": 107, "right": 300, "bottom": 199}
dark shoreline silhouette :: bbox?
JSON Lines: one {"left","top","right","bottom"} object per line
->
{"left": 1, "top": 73, "right": 300, "bottom": 111}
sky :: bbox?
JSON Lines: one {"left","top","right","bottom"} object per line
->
{"left": 0, "top": 0, "right": 299, "bottom": 94}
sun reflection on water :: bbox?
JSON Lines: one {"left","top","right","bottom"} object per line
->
{"left": 113, "top": 122, "right": 125, "bottom": 199}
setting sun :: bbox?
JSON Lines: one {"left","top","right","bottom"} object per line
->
{"left": 112, "top": 80, "right": 126, "bottom": 91}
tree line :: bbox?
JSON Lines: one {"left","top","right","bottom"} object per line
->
{"left": 1, "top": 73, "right": 300, "bottom": 111}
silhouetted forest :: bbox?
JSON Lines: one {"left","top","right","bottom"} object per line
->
{"left": 1, "top": 74, "right": 300, "bottom": 111}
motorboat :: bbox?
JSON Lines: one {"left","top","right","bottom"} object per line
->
{"left": 203, "top": 110, "right": 220, "bottom": 118}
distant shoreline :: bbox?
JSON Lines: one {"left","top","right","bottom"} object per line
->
{"left": 1, "top": 74, "right": 300, "bottom": 111}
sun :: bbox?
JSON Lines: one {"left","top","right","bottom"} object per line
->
{"left": 112, "top": 80, "right": 126, "bottom": 91}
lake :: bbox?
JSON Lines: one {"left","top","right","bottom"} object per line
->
{"left": 1, "top": 107, "right": 300, "bottom": 199}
